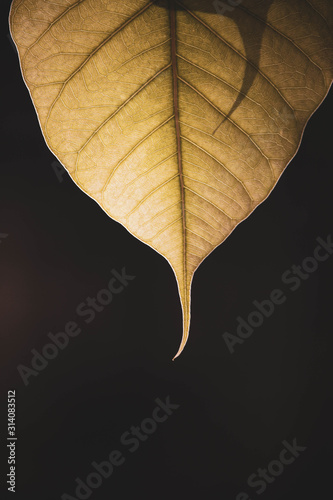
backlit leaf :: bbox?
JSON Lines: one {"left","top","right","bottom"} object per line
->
{"left": 10, "top": 0, "right": 333, "bottom": 358}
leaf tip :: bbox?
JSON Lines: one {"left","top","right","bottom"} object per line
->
{"left": 171, "top": 319, "right": 190, "bottom": 361}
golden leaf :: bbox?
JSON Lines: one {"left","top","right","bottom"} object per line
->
{"left": 9, "top": 0, "right": 333, "bottom": 358}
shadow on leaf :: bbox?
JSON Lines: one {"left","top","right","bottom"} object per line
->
{"left": 156, "top": 0, "right": 275, "bottom": 131}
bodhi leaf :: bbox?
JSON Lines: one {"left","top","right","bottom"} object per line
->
{"left": 10, "top": 0, "right": 333, "bottom": 358}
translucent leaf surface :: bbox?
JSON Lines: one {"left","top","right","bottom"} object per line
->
{"left": 10, "top": 0, "right": 333, "bottom": 357}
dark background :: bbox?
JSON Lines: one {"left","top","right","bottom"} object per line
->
{"left": 1, "top": 1, "right": 332, "bottom": 499}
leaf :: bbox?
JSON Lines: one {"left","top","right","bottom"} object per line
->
{"left": 10, "top": 0, "right": 333, "bottom": 358}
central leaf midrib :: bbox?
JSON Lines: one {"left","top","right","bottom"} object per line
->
{"left": 170, "top": 0, "right": 187, "bottom": 296}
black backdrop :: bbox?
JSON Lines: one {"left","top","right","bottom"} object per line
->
{"left": 1, "top": 1, "right": 332, "bottom": 499}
